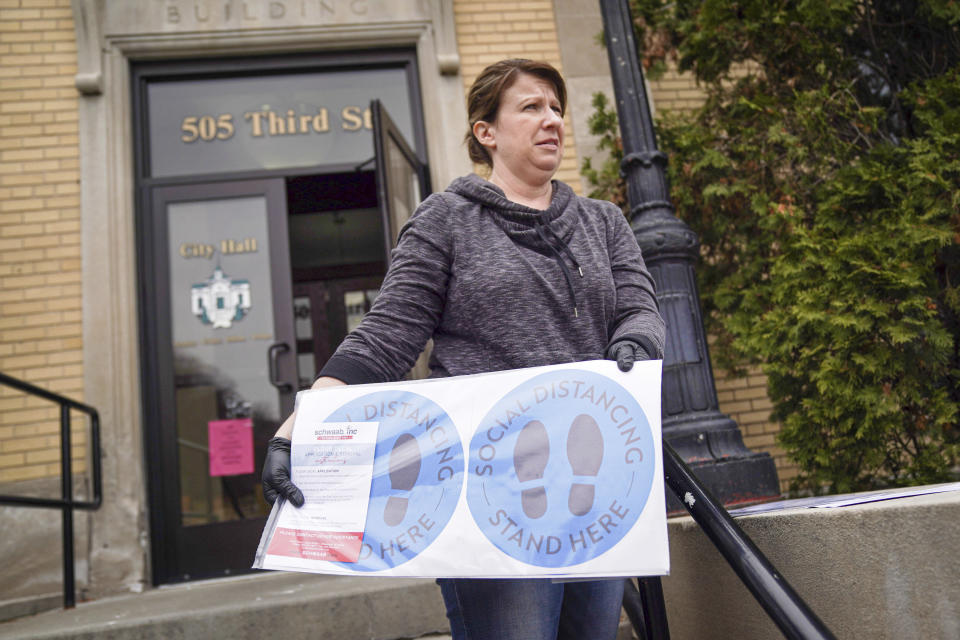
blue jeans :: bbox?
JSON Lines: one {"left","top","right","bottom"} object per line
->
{"left": 437, "top": 577, "right": 625, "bottom": 640}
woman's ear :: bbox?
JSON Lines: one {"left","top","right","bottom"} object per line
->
{"left": 473, "top": 120, "right": 496, "bottom": 150}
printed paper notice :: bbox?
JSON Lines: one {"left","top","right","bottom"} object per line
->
{"left": 265, "top": 422, "right": 378, "bottom": 563}
{"left": 208, "top": 418, "right": 254, "bottom": 477}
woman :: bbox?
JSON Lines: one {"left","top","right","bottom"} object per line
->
{"left": 263, "top": 59, "right": 665, "bottom": 640}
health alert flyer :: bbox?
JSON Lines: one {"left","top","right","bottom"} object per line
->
{"left": 253, "top": 359, "right": 669, "bottom": 579}
{"left": 261, "top": 422, "right": 378, "bottom": 564}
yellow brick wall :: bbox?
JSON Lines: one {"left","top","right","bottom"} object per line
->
{"left": 648, "top": 60, "right": 756, "bottom": 114}
{"left": 453, "top": 0, "right": 582, "bottom": 193}
{"left": 715, "top": 367, "right": 797, "bottom": 493}
{"left": 0, "top": 0, "right": 85, "bottom": 484}
{"left": 648, "top": 62, "right": 708, "bottom": 113}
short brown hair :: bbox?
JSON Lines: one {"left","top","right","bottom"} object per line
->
{"left": 464, "top": 59, "right": 567, "bottom": 168}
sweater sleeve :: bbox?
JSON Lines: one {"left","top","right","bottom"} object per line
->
{"left": 604, "top": 203, "right": 666, "bottom": 360}
{"left": 318, "top": 194, "right": 453, "bottom": 384}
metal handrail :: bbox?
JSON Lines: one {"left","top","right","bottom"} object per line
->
{"left": 624, "top": 442, "right": 836, "bottom": 640}
{"left": 0, "top": 372, "right": 102, "bottom": 609}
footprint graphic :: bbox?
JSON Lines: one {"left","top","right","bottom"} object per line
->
{"left": 514, "top": 420, "right": 550, "bottom": 519}
{"left": 567, "top": 414, "right": 603, "bottom": 516}
{"left": 384, "top": 433, "right": 421, "bottom": 526}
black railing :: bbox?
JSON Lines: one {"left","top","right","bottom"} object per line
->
{"left": 624, "top": 442, "right": 836, "bottom": 640}
{"left": 0, "top": 372, "right": 102, "bottom": 609}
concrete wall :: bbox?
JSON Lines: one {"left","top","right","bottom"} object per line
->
{"left": 0, "top": 477, "right": 91, "bottom": 619}
{"left": 663, "top": 489, "right": 960, "bottom": 639}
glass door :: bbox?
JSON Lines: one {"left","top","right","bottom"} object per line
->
{"left": 371, "top": 100, "right": 432, "bottom": 378}
{"left": 292, "top": 277, "right": 383, "bottom": 389}
{"left": 145, "top": 179, "right": 296, "bottom": 582}
{"left": 372, "top": 99, "right": 429, "bottom": 263}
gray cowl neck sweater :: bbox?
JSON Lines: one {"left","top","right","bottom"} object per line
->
{"left": 320, "top": 173, "right": 665, "bottom": 384}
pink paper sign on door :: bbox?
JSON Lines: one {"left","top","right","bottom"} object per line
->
{"left": 208, "top": 418, "right": 254, "bottom": 477}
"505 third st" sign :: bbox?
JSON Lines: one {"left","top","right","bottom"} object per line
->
{"left": 180, "top": 105, "right": 376, "bottom": 142}
{"left": 146, "top": 66, "right": 415, "bottom": 178}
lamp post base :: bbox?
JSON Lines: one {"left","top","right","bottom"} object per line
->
{"left": 664, "top": 418, "right": 781, "bottom": 513}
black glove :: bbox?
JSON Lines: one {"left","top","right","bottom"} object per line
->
{"left": 606, "top": 339, "right": 651, "bottom": 372}
{"left": 262, "top": 437, "right": 305, "bottom": 507}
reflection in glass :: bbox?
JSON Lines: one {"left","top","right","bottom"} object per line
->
{"left": 288, "top": 207, "right": 383, "bottom": 269}
{"left": 345, "top": 289, "right": 380, "bottom": 333}
{"left": 294, "top": 295, "right": 312, "bottom": 340}
{"left": 384, "top": 135, "right": 421, "bottom": 245}
{"left": 297, "top": 353, "right": 316, "bottom": 389}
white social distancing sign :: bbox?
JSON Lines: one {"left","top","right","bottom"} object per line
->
{"left": 253, "top": 359, "right": 669, "bottom": 579}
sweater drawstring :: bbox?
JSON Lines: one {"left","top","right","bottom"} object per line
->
{"left": 534, "top": 219, "right": 582, "bottom": 317}
{"left": 541, "top": 222, "right": 583, "bottom": 278}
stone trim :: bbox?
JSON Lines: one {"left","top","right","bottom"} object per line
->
{"left": 72, "top": 0, "right": 470, "bottom": 597}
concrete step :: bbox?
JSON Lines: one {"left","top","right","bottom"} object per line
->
{"left": 0, "top": 572, "right": 450, "bottom": 640}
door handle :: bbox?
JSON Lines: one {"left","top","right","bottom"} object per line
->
{"left": 267, "top": 342, "right": 293, "bottom": 393}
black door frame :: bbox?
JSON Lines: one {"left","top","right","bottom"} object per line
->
{"left": 146, "top": 178, "right": 296, "bottom": 581}
{"left": 372, "top": 98, "right": 431, "bottom": 266}
{"left": 132, "top": 49, "right": 430, "bottom": 585}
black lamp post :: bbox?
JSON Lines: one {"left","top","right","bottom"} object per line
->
{"left": 598, "top": 0, "right": 780, "bottom": 508}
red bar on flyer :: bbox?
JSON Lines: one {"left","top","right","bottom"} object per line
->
{"left": 266, "top": 527, "right": 365, "bottom": 563}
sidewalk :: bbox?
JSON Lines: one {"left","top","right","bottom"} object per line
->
{"left": 0, "top": 571, "right": 449, "bottom": 640}
{"left": 0, "top": 571, "right": 636, "bottom": 639}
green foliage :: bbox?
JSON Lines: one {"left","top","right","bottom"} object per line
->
{"left": 581, "top": 92, "right": 627, "bottom": 210}
{"left": 585, "top": 0, "right": 960, "bottom": 492}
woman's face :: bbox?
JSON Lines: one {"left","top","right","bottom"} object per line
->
{"left": 474, "top": 73, "right": 565, "bottom": 186}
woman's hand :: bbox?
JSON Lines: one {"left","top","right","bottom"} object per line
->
{"left": 262, "top": 437, "right": 304, "bottom": 506}
{"left": 606, "top": 339, "right": 651, "bottom": 372}
{"left": 261, "top": 376, "right": 346, "bottom": 507}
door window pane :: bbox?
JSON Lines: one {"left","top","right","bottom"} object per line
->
{"left": 294, "top": 294, "right": 316, "bottom": 388}
{"left": 294, "top": 295, "right": 312, "bottom": 340}
{"left": 167, "top": 196, "right": 278, "bottom": 525}
{"left": 383, "top": 134, "right": 421, "bottom": 245}
{"left": 288, "top": 207, "right": 383, "bottom": 268}
{"left": 344, "top": 288, "right": 380, "bottom": 333}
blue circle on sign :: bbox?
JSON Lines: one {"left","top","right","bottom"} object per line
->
{"left": 467, "top": 369, "right": 655, "bottom": 567}
{"left": 323, "top": 391, "right": 464, "bottom": 571}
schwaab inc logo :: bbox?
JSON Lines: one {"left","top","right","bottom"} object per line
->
{"left": 467, "top": 369, "right": 655, "bottom": 568}
{"left": 323, "top": 391, "right": 464, "bottom": 571}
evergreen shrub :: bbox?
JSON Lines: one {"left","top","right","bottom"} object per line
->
{"left": 583, "top": 0, "right": 960, "bottom": 493}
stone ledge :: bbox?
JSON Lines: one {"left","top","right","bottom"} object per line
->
{"left": 662, "top": 487, "right": 960, "bottom": 639}
{"left": 0, "top": 593, "right": 61, "bottom": 625}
